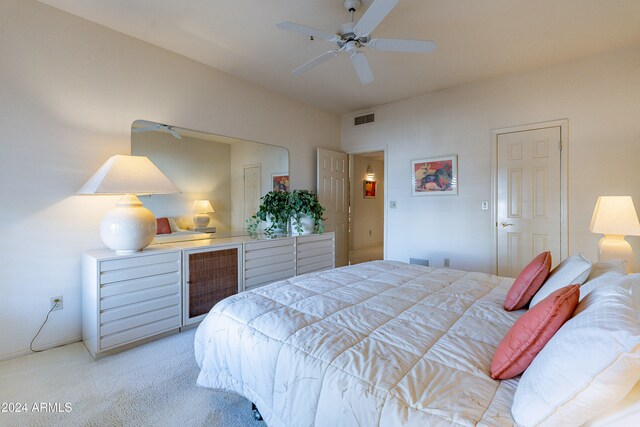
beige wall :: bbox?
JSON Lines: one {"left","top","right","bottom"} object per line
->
{"left": 0, "top": 0, "right": 340, "bottom": 360}
{"left": 342, "top": 44, "right": 640, "bottom": 272}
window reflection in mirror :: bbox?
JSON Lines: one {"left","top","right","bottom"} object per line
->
{"left": 131, "top": 120, "right": 289, "bottom": 242}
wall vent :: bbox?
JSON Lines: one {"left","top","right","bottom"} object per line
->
{"left": 409, "top": 258, "right": 429, "bottom": 266}
{"left": 354, "top": 113, "right": 375, "bottom": 126}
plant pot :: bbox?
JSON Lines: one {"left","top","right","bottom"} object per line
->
{"left": 291, "top": 214, "right": 314, "bottom": 235}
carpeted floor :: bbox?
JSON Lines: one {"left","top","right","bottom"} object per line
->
{"left": 0, "top": 329, "right": 266, "bottom": 427}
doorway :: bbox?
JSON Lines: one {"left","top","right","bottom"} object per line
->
{"left": 317, "top": 148, "right": 386, "bottom": 267}
{"left": 492, "top": 120, "right": 568, "bottom": 276}
{"left": 348, "top": 151, "right": 385, "bottom": 265}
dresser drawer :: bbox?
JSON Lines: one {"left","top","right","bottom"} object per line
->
{"left": 101, "top": 282, "right": 180, "bottom": 310}
{"left": 101, "top": 293, "right": 180, "bottom": 323}
{"left": 101, "top": 272, "right": 180, "bottom": 297}
{"left": 100, "top": 252, "right": 180, "bottom": 272}
{"left": 101, "top": 304, "right": 180, "bottom": 336}
{"left": 100, "top": 261, "right": 180, "bottom": 285}
{"left": 245, "top": 263, "right": 296, "bottom": 289}
{"left": 297, "top": 254, "right": 334, "bottom": 275}
{"left": 100, "top": 315, "right": 180, "bottom": 351}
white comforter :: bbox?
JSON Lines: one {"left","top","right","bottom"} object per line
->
{"left": 195, "top": 260, "right": 523, "bottom": 426}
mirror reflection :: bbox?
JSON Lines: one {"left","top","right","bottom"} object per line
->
{"left": 131, "top": 120, "right": 289, "bottom": 242}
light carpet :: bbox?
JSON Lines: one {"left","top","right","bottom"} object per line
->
{"left": 0, "top": 329, "right": 266, "bottom": 427}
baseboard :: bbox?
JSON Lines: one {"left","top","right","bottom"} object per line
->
{"left": 0, "top": 335, "right": 82, "bottom": 362}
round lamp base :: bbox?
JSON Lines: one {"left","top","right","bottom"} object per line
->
{"left": 100, "top": 194, "right": 156, "bottom": 254}
{"left": 193, "top": 213, "right": 211, "bottom": 228}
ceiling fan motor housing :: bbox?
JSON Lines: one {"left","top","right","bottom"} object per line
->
{"left": 338, "top": 22, "right": 368, "bottom": 48}
{"left": 343, "top": 0, "right": 362, "bottom": 13}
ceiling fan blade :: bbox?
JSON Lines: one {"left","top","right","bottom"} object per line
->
{"left": 353, "top": 0, "right": 399, "bottom": 37}
{"left": 132, "top": 125, "right": 161, "bottom": 133}
{"left": 368, "top": 38, "right": 436, "bottom": 53}
{"left": 350, "top": 51, "right": 374, "bottom": 84}
{"left": 276, "top": 22, "right": 339, "bottom": 42}
{"left": 167, "top": 127, "right": 182, "bottom": 139}
{"left": 292, "top": 50, "right": 339, "bottom": 75}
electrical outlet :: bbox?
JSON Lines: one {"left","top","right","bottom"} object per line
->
{"left": 444, "top": 258, "right": 451, "bottom": 268}
{"left": 50, "top": 296, "right": 63, "bottom": 311}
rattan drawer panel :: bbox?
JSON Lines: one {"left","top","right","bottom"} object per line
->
{"left": 186, "top": 248, "right": 239, "bottom": 320}
{"left": 100, "top": 272, "right": 180, "bottom": 297}
{"left": 100, "top": 252, "right": 180, "bottom": 272}
{"left": 101, "top": 294, "right": 180, "bottom": 324}
{"left": 101, "top": 283, "right": 179, "bottom": 310}
{"left": 100, "top": 316, "right": 179, "bottom": 351}
{"left": 100, "top": 262, "right": 179, "bottom": 285}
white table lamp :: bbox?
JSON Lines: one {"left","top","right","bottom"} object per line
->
{"left": 192, "top": 200, "right": 215, "bottom": 227}
{"left": 590, "top": 196, "right": 640, "bottom": 272}
{"left": 79, "top": 155, "right": 180, "bottom": 254}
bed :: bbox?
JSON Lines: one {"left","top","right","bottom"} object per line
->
{"left": 194, "top": 260, "right": 640, "bottom": 426}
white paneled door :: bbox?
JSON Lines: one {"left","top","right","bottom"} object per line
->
{"left": 317, "top": 148, "right": 349, "bottom": 267}
{"left": 497, "top": 126, "right": 562, "bottom": 277}
{"left": 244, "top": 164, "right": 261, "bottom": 232}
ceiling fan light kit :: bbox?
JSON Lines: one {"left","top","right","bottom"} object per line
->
{"left": 277, "top": 0, "right": 436, "bottom": 84}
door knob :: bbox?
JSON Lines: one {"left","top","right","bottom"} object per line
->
{"left": 500, "top": 222, "right": 514, "bottom": 228}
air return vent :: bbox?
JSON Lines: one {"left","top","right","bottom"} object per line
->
{"left": 354, "top": 113, "right": 375, "bottom": 126}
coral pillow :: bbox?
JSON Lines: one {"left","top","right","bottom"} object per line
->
{"left": 491, "top": 284, "right": 580, "bottom": 380}
{"left": 156, "top": 217, "right": 172, "bottom": 235}
{"left": 504, "top": 251, "right": 552, "bottom": 311}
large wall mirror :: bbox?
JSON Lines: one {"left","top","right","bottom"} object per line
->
{"left": 131, "top": 120, "right": 289, "bottom": 241}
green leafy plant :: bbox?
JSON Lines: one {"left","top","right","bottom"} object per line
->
{"left": 246, "top": 189, "right": 325, "bottom": 237}
{"left": 291, "top": 189, "right": 325, "bottom": 235}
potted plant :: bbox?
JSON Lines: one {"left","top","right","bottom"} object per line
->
{"left": 246, "top": 190, "right": 293, "bottom": 237}
{"left": 246, "top": 189, "right": 325, "bottom": 237}
{"left": 291, "top": 189, "right": 325, "bottom": 235}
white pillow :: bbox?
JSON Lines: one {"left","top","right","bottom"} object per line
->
{"left": 167, "top": 217, "right": 180, "bottom": 233}
{"left": 511, "top": 282, "right": 640, "bottom": 426}
{"left": 580, "top": 260, "right": 629, "bottom": 300}
{"left": 529, "top": 253, "right": 592, "bottom": 307}
{"left": 587, "top": 259, "right": 628, "bottom": 280}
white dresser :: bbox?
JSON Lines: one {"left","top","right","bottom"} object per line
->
{"left": 82, "top": 246, "right": 182, "bottom": 359}
{"left": 82, "top": 232, "right": 335, "bottom": 358}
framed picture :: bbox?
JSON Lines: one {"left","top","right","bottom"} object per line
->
{"left": 363, "top": 180, "right": 377, "bottom": 199}
{"left": 272, "top": 174, "right": 289, "bottom": 192}
{"left": 411, "top": 155, "right": 458, "bottom": 196}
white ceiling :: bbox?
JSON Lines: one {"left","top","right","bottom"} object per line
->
{"left": 39, "top": 0, "right": 640, "bottom": 114}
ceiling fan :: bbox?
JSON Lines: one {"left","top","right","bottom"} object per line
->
{"left": 277, "top": 0, "right": 436, "bottom": 84}
{"left": 132, "top": 120, "right": 182, "bottom": 139}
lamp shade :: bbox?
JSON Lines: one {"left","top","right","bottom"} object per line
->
{"left": 79, "top": 155, "right": 179, "bottom": 254}
{"left": 365, "top": 164, "right": 375, "bottom": 181}
{"left": 78, "top": 155, "right": 179, "bottom": 195}
{"left": 192, "top": 200, "right": 215, "bottom": 213}
{"left": 589, "top": 196, "right": 640, "bottom": 236}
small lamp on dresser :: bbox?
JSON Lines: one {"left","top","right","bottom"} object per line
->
{"left": 192, "top": 199, "right": 215, "bottom": 227}
{"left": 590, "top": 196, "right": 640, "bottom": 272}
{"left": 78, "top": 155, "right": 180, "bottom": 254}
